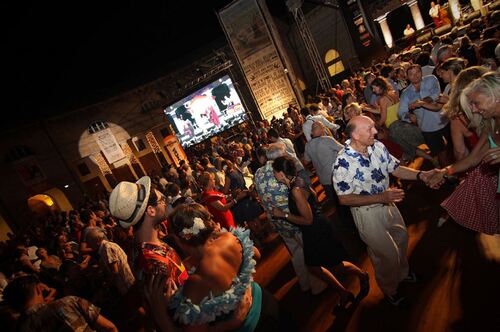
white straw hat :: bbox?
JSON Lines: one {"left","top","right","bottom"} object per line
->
{"left": 109, "top": 176, "right": 151, "bottom": 228}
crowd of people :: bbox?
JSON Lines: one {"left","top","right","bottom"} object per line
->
{"left": 0, "top": 10, "right": 499, "bottom": 332}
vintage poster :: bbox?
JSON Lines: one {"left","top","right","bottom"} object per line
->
{"left": 219, "top": 0, "right": 299, "bottom": 120}
{"left": 163, "top": 135, "right": 188, "bottom": 167}
{"left": 13, "top": 156, "right": 47, "bottom": 187}
{"left": 93, "top": 128, "right": 125, "bottom": 164}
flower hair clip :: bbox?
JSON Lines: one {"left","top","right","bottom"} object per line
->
{"left": 180, "top": 217, "right": 206, "bottom": 240}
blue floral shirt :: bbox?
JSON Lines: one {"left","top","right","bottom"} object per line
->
{"left": 332, "top": 140, "right": 399, "bottom": 196}
{"left": 254, "top": 161, "right": 300, "bottom": 238}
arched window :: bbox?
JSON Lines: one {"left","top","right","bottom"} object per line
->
{"left": 325, "top": 49, "right": 345, "bottom": 77}
{"left": 88, "top": 121, "right": 109, "bottom": 134}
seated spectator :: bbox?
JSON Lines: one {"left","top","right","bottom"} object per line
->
{"left": 36, "top": 247, "right": 61, "bottom": 272}
{"left": 371, "top": 76, "right": 433, "bottom": 165}
{"left": 415, "top": 52, "right": 435, "bottom": 77}
{"left": 344, "top": 102, "right": 363, "bottom": 122}
{"left": 14, "top": 245, "right": 39, "bottom": 274}
{"left": 3, "top": 274, "right": 118, "bottom": 332}
{"left": 458, "top": 35, "right": 480, "bottom": 66}
{"left": 479, "top": 38, "right": 500, "bottom": 71}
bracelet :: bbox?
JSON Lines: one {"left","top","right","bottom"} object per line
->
{"left": 446, "top": 166, "right": 454, "bottom": 176}
{"left": 416, "top": 171, "right": 423, "bottom": 181}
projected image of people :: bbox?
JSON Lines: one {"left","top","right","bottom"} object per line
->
{"left": 164, "top": 75, "right": 247, "bottom": 148}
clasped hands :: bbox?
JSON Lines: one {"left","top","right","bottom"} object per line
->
{"left": 423, "top": 146, "right": 500, "bottom": 188}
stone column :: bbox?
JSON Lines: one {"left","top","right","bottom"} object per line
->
{"left": 375, "top": 13, "right": 393, "bottom": 49}
{"left": 449, "top": 0, "right": 462, "bottom": 22}
{"left": 407, "top": 0, "right": 425, "bottom": 30}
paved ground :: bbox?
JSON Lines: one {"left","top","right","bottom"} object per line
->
{"left": 253, "top": 175, "right": 500, "bottom": 332}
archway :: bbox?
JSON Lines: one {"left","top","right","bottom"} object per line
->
{"left": 44, "top": 188, "right": 74, "bottom": 212}
{"left": 27, "top": 194, "right": 58, "bottom": 216}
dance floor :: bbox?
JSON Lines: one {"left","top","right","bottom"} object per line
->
{"left": 253, "top": 177, "right": 500, "bottom": 332}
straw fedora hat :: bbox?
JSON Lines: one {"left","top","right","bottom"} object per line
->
{"left": 109, "top": 176, "right": 151, "bottom": 228}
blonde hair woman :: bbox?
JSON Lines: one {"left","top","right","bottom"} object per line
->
{"left": 343, "top": 102, "right": 362, "bottom": 121}
{"left": 431, "top": 72, "right": 500, "bottom": 233}
{"left": 442, "top": 65, "right": 487, "bottom": 161}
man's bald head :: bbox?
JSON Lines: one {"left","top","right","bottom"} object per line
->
{"left": 311, "top": 121, "right": 325, "bottom": 138}
{"left": 346, "top": 116, "right": 377, "bottom": 147}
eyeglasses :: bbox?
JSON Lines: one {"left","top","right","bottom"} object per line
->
{"left": 149, "top": 193, "right": 167, "bottom": 207}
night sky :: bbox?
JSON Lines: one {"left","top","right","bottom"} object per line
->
{"left": 4, "top": 1, "right": 244, "bottom": 128}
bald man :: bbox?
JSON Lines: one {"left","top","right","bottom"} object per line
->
{"left": 332, "top": 116, "right": 436, "bottom": 306}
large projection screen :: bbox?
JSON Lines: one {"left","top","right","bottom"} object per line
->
{"left": 164, "top": 75, "right": 248, "bottom": 148}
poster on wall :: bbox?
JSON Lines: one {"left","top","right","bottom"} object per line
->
{"left": 93, "top": 128, "right": 125, "bottom": 164}
{"left": 163, "top": 135, "right": 188, "bottom": 167}
{"left": 219, "top": 0, "right": 299, "bottom": 120}
{"left": 13, "top": 156, "right": 47, "bottom": 187}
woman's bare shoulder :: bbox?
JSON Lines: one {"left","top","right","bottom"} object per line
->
{"left": 182, "top": 273, "right": 212, "bottom": 304}
{"left": 196, "top": 232, "right": 242, "bottom": 290}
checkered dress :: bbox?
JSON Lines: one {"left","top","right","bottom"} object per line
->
{"left": 441, "top": 162, "right": 499, "bottom": 234}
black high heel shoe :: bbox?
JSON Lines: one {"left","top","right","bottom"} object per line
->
{"left": 334, "top": 292, "right": 355, "bottom": 313}
{"left": 357, "top": 271, "right": 370, "bottom": 300}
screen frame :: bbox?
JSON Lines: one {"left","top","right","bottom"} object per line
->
{"left": 163, "top": 73, "right": 248, "bottom": 149}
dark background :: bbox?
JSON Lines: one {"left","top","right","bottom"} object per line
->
{"left": 4, "top": 0, "right": 269, "bottom": 128}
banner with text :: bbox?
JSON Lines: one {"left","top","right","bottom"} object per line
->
{"left": 163, "top": 135, "right": 188, "bottom": 167}
{"left": 93, "top": 128, "right": 125, "bottom": 164}
{"left": 219, "top": 0, "right": 299, "bottom": 120}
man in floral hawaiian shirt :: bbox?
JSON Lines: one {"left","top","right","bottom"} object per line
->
{"left": 333, "top": 116, "right": 436, "bottom": 306}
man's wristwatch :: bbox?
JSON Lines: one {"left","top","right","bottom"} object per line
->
{"left": 416, "top": 171, "right": 423, "bottom": 181}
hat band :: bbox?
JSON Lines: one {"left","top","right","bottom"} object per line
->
{"left": 123, "top": 183, "right": 147, "bottom": 224}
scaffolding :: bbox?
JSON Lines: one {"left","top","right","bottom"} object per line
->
{"left": 286, "top": 0, "right": 332, "bottom": 93}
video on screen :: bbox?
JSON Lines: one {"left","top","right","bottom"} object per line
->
{"left": 164, "top": 75, "right": 248, "bottom": 148}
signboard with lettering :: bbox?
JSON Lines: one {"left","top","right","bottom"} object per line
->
{"left": 219, "top": 0, "right": 299, "bottom": 120}
{"left": 163, "top": 135, "right": 188, "bottom": 167}
{"left": 93, "top": 128, "right": 125, "bottom": 164}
